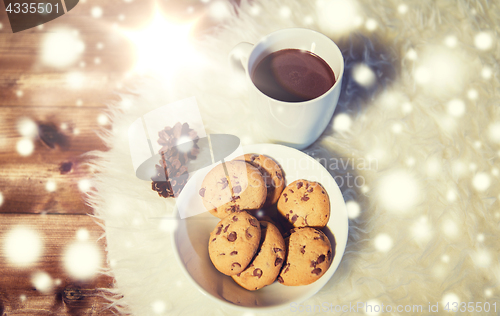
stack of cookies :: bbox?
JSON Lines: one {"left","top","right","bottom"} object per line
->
{"left": 200, "top": 154, "right": 334, "bottom": 290}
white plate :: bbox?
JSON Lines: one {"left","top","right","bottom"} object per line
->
{"left": 171, "top": 144, "right": 348, "bottom": 312}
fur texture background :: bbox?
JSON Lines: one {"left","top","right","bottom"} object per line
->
{"left": 87, "top": 0, "right": 500, "bottom": 314}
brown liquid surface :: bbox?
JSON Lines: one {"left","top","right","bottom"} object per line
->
{"left": 251, "top": 49, "right": 336, "bottom": 102}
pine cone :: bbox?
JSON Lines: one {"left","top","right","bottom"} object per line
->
{"left": 151, "top": 122, "right": 199, "bottom": 198}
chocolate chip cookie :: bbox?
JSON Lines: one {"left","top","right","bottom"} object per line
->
{"left": 232, "top": 221, "right": 286, "bottom": 290}
{"left": 277, "top": 180, "right": 330, "bottom": 228}
{"left": 200, "top": 161, "right": 267, "bottom": 219}
{"left": 208, "top": 211, "right": 261, "bottom": 276}
{"left": 233, "top": 154, "right": 285, "bottom": 206}
{"left": 278, "top": 227, "right": 333, "bottom": 286}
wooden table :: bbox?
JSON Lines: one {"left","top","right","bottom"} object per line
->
{"left": 0, "top": 1, "right": 230, "bottom": 314}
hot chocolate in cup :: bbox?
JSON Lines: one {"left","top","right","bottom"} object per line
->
{"left": 230, "top": 28, "right": 344, "bottom": 150}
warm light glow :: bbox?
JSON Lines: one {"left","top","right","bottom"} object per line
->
{"left": 406, "top": 49, "right": 417, "bottom": 60}
{"left": 66, "top": 72, "right": 85, "bottom": 89}
{"left": 472, "top": 172, "right": 490, "bottom": 192}
{"left": 492, "top": 168, "right": 499, "bottom": 177}
{"left": 32, "top": 272, "right": 53, "bottom": 293}
{"left": 41, "top": 28, "right": 85, "bottom": 68}
{"left": 378, "top": 170, "right": 420, "bottom": 213}
{"left": 17, "top": 138, "right": 34, "bottom": 156}
{"left": 472, "top": 249, "right": 491, "bottom": 268}
{"left": 346, "top": 200, "right": 360, "bottom": 219}
{"left": 76, "top": 228, "right": 90, "bottom": 241}
{"left": 91, "top": 6, "right": 103, "bottom": 18}
{"left": 474, "top": 32, "right": 494, "bottom": 51}
{"left": 208, "top": 1, "right": 232, "bottom": 20}
{"left": 17, "top": 118, "right": 38, "bottom": 138}
{"left": 3, "top": 227, "right": 43, "bottom": 267}
{"left": 446, "top": 189, "right": 457, "bottom": 202}
{"left": 442, "top": 293, "right": 460, "bottom": 308}
{"left": 405, "top": 157, "right": 415, "bottom": 167}
{"left": 477, "top": 233, "right": 485, "bottom": 242}
{"left": 151, "top": 300, "right": 169, "bottom": 314}
{"left": 365, "top": 299, "right": 382, "bottom": 316}
{"left": 379, "top": 90, "right": 404, "bottom": 109}
{"left": 63, "top": 241, "right": 102, "bottom": 280}
{"left": 333, "top": 113, "right": 352, "bottom": 132}
{"left": 425, "top": 157, "right": 440, "bottom": 177}
{"left": 123, "top": 10, "right": 197, "bottom": 78}
{"left": 159, "top": 218, "right": 179, "bottom": 233}
{"left": 397, "top": 4, "right": 408, "bottom": 14}
{"left": 97, "top": 114, "right": 109, "bottom": 126}
{"left": 488, "top": 122, "right": 500, "bottom": 143}
{"left": 119, "top": 98, "right": 132, "bottom": 110}
{"left": 447, "top": 99, "right": 465, "bottom": 117}
{"left": 391, "top": 123, "right": 402, "bottom": 134}
{"left": 412, "top": 216, "right": 432, "bottom": 243}
{"left": 444, "top": 35, "right": 458, "bottom": 48}
{"left": 467, "top": 88, "right": 478, "bottom": 100}
{"left": 414, "top": 47, "right": 466, "bottom": 95}
{"left": 442, "top": 219, "right": 458, "bottom": 238}
{"left": 365, "top": 19, "right": 377, "bottom": 31}
{"left": 402, "top": 102, "right": 412, "bottom": 114}
{"left": 374, "top": 233, "right": 393, "bottom": 252}
{"left": 45, "top": 180, "right": 57, "bottom": 192}
{"left": 452, "top": 161, "right": 466, "bottom": 178}
{"left": 279, "top": 6, "right": 292, "bottom": 19}
{"left": 414, "top": 67, "right": 430, "bottom": 84}
{"left": 361, "top": 185, "right": 370, "bottom": 193}
{"left": 78, "top": 179, "right": 92, "bottom": 192}
{"left": 176, "top": 136, "right": 194, "bottom": 153}
{"left": 352, "top": 63, "right": 376, "bottom": 87}
{"left": 249, "top": 5, "right": 261, "bottom": 16}
{"left": 481, "top": 66, "right": 492, "bottom": 79}
{"left": 316, "top": 0, "right": 361, "bottom": 35}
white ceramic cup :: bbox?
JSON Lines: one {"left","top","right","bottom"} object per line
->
{"left": 230, "top": 28, "right": 344, "bottom": 150}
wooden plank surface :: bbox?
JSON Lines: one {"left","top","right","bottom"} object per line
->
{"left": 0, "top": 214, "right": 115, "bottom": 315}
{"left": 0, "top": 106, "right": 108, "bottom": 215}
{"left": 0, "top": 0, "right": 143, "bottom": 313}
{"left": 0, "top": 0, "right": 234, "bottom": 314}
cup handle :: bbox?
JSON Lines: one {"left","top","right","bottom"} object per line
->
{"left": 228, "top": 42, "right": 254, "bottom": 74}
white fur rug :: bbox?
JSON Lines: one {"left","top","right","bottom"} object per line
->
{"left": 88, "top": 0, "right": 500, "bottom": 314}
